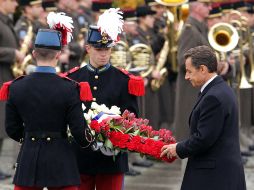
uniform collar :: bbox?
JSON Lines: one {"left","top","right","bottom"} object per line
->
{"left": 35, "top": 66, "right": 56, "bottom": 73}
{"left": 87, "top": 63, "right": 110, "bottom": 73}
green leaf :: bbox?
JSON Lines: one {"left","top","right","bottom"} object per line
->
{"left": 133, "top": 129, "right": 140, "bottom": 136}
{"left": 125, "top": 127, "right": 134, "bottom": 134}
{"left": 98, "top": 134, "right": 104, "bottom": 142}
{"left": 114, "top": 127, "right": 124, "bottom": 133}
{"left": 104, "top": 139, "right": 113, "bottom": 149}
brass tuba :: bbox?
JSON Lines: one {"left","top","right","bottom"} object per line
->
{"left": 110, "top": 41, "right": 131, "bottom": 70}
{"left": 128, "top": 43, "right": 154, "bottom": 77}
{"left": 208, "top": 22, "right": 239, "bottom": 54}
{"left": 12, "top": 21, "right": 34, "bottom": 77}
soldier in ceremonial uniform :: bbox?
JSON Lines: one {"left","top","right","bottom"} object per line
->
{"left": 67, "top": 8, "right": 144, "bottom": 190}
{"left": 0, "top": 0, "right": 24, "bottom": 180}
{"left": 1, "top": 27, "right": 92, "bottom": 190}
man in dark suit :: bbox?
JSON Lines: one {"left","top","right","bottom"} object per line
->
{"left": 67, "top": 23, "right": 144, "bottom": 190}
{"left": 161, "top": 46, "right": 246, "bottom": 190}
{"left": 3, "top": 29, "right": 92, "bottom": 190}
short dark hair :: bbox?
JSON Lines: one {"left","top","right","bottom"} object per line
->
{"left": 34, "top": 48, "right": 60, "bottom": 61}
{"left": 184, "top": 45, "right": 217, "bottom": 73}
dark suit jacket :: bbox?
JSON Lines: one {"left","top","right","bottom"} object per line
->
{"left": 176, "top": 76, "right": 246, "bottom": 190}
{"left": 5, "top": 72, "right": 90, "bottom": 187}
{"left": 68, "top": 64, "right": 139, "bottom": 174}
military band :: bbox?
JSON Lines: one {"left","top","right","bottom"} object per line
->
{"left": 0, "top": 0, "right": 254, "bottom": 189}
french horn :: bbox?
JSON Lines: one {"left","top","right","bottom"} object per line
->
{"left": 129, "top": 43, "right": 154, "bottom": 78}
{"left": 110, "top": 41, "right": 131, "bottom": 70}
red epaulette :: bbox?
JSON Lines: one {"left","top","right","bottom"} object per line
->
{"left": 59, "top": 66, "right": 80, "bottom": 77}
{"left": 118, "top": 68, "right": 145, "bottom": 96}
{"left": 0, "top": 76, "right": 25, "bottom": 101}
{"left": 60, "top": 75, "right": 93, "bottom": 102}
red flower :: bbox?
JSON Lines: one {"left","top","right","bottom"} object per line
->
{"left": 90, "top": 120, "right": 101, "bottom": 133}
{"left": 109, "top": 131, "right": 130, "bottom": 149}
{"left": 126, "top": 135, "right": 142, "bottom": 151}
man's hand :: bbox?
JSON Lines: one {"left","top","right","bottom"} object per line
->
{"left": 160, "top": 143, "right": 178, "bottom": 159}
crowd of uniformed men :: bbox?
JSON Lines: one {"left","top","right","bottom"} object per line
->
{"left": 1, "top": 0, "right": 254, "bottom": 181}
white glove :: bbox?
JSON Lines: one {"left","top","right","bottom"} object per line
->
{"left": 100, "top": 146, "right": 119, "bottom": 156}
{"left": 91, "top": 142, "right": 103, "bottom": 151}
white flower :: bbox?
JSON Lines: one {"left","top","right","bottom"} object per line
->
{"left": 84, "top": 113, "right": 91, "bottom": 121}
{"left": 109, "top": 106, "right": 121, "bottom": 115}
{"left": 91, "top": 102, "right": 100, "bottom": 110}
{"left": 98, "top": 104, "right": 110, "bottom": 113}
{"left": 82, "top": 103, "right": 86, "bottom": 111}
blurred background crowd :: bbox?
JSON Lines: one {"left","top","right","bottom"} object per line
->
{"left": 0, "top": 0, "right": 254, "bottom": 181}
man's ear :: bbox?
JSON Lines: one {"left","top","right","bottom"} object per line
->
{"left": 32, "top": 50, "right": 36, "bottom": 58}
{"left": 55, "top": 51, "right": 61, "bottom": 59}
{"left": 85, "top": 45, "right": 90, "bottom": 53}
{"left": 200, "top": 65, "right": 208, "bottom": 73}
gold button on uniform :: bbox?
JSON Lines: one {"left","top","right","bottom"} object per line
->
{"left": 46, "top": 137, "right": 51, "bottom": 141}
{"left": 95, "top": 75, "right": 99, "bottom": 79}
{"left": 31, "top": 137, "right": 35, "bottom": 141}
{"left": 93, "top": 98, "right": 96, "bottom": 101}
{"left": 93, "top": 86, "right": 97, "bottom": 90}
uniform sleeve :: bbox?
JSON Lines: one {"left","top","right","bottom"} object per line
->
{"left": 5, "top": 88, "right": 24, "bottom": 142}
{"left": 66, "top": 84, "right": 91, "bottom": 148}
{"left": 119, "top": 78, "right": 139, "bottom": 117}
{"left": 176, "top": 96, "right": 224, "bottom": 159}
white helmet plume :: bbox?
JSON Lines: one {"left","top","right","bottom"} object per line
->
{"left": 47, "top": 12, "right": 74, "bottom": 45}
{"left": 97, "top": 8, "right": 124, "bottom": 44}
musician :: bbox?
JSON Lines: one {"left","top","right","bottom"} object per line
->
{"left": 129, "top": 5, "right": 160, "bottom": 130}
{"left": 14, "top": 0, "right": 45, "bottom": 75}
{"left": 146, "top": 0, "right": 175, "bottom": 130}
{"left": 0, "top": 0, "right": 24, "bottom": 180}
{"left": 14, "top": 0, "right": 44, "bottom": 45}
